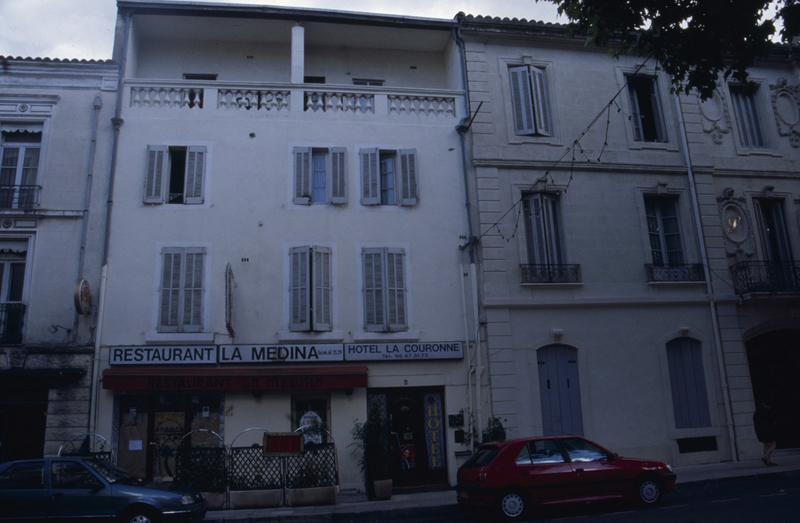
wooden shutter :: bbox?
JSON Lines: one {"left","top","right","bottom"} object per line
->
{"left": 184, "top": 146, "right": 206, "bottom": 204}
{"left": 360, "top": 148, "right": 379, "bottom": 205}
{"left": 530, "top": 67, "right": 552, "bottom": 137}
{"left": 312, "top": 246, "right": 332, "bottom": 331}
{"left": 293, "top": 147, "right": 312, "bottom": 205}
{"left": 399, "top": 149, "right": 418, "bottom": 206}
{"left": 386, "top": 248, "right": 407, "bottom": 331}
{"left": 509, "top": 66, "right": 535, "bottom": 135}
{"left": 144, "top": 146, "right": 167, "bottom": 204}
{"left": 362, "top": 248, "right": 384, "bottom": 331}
{"left": 329, "top": 148, "right": 347, "bottom": 205}
{"left": 667, "top": 338, "right": 711, "bottom": 429}
{"left": 182, "top": 249, "right": 205, "bottom": 332}
{"left": 159, "top": 249, "right": 182, "bottom": 332}
{"left": 289, "top": 247, "right": 311, "bottom": 331}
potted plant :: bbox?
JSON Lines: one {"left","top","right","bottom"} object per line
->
{"left": 351, "top": 402, "right": 392, "bottom": 500}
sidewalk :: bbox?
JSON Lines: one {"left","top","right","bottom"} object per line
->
{"left": 205, "top": 450, "right": 800, "bottom": 522}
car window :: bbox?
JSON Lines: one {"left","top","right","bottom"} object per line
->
{"left": 530, "top": 440, "right": 566, "bottom": 464}
{"left": 560, "top": 438, "right": 608, "bottom": 462}
{"left": 51, "top": 461, "right": 102, "bottom": 490}
{"left": 515, "top": 445, "right": 532, "bottom": 465}
{"left": 84, "top": 459, "right": 133, "bottom": 484}
{"left": 0, "top": 462, "right": 45, "bottom": 489}
{"left": 462, "top": 446, "right": 500, "bottom": 468}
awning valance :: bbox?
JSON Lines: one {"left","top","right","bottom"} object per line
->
{"left": 1, "top": 122, "right": 43, "bottom": 135}
{"left": 102, "top": 365, "right": 368, "bottom": 392}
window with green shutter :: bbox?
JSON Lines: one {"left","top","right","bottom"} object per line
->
{"left": 360, "top": 149, "right": 417, "bottom": 207}
{"left": 293, "top": 147, "right": 347, "bottom": 205}
{"left": 144, "top": 145, "right": 206, "bottom": 205}
{"left": 289, "top": 246, "right": 332, "bottom": 332}
{"left": 362, "top": 248, "right": 407, "bottom": 332}
{"left": 509, "top": 65, "right": 553, "bottom": 137}
{"left": 158, "top": 247, "right": 206, "bottom": 332}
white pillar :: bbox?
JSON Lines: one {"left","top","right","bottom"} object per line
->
{"left": 291, "top": 24, "right": 305, "bottom": 84}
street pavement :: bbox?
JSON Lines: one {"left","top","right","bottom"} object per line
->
{"left": 215, "top": 470, "right": 800, "bottom": 522}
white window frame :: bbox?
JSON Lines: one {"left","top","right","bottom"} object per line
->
{"left": 626, "top": 74, "right": 667, "bottom": 143}
{"left": 522, "top": 192, "right": 564, "bottom": 267}
{"left": 289, "top": 246, "right": 333, "bottom": 332}
{"left": 292, "top": 147, "right": 347, "bottom": 206}
{"left": 362, "top": 248, "right": 407, "bottom": 332}
{"left": 144, "top": 145, "right": 207, "bottom": 205}
{"left": 0, "top": 130, "right": 42, "bottom": 209}
{"left": 615, "top": 66, "right": 677, "bottom": 150}
{"left": 728, "top": 81, "right": 769, "bottom": 151}
{"left": 508, "top": 64, "right": 553, "bottom": 137}
{"left": 359, "top": 148, "right": 418, "bottom": 207}
{"left": 643, "top": 194, "right": 685, "bottom": 267}
{"left": 158, "top": 247, "right": 206, "bottom": 333}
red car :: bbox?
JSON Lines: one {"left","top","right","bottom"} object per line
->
{"left": 457, "top": 435, "right": 676, "bottom": 520}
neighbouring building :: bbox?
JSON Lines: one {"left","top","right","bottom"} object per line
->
{"left": 457, "top": 13, "right": 798, "bottom": 467}
{"left": 0, "top": 56, "right": 117, "bottom": 460}
{"left": 92, "top": 1, "right": 478, "bottom": 496}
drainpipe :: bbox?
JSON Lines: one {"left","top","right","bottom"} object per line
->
{"left": 674, "top": 93, "right": 739, "bottom": 462}
{"left": 72, "top": 94, "right": 103, "bottom": 343}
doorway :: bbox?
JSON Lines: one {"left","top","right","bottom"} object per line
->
{"left": 746, "top": 330, "right": 800, "bottom": 448}
{"left": 0, "top": 387, "right": 47, "bottom": 462}
{"left": 538, "top": 345, "right": 584, "bottom": 436}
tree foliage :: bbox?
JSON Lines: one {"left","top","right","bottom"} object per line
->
{"left": 540, "top": 0, "right": 800, "bottom": 98}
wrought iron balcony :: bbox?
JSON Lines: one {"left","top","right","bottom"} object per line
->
{"left": 730, "top": 260, "right": 800, "bottom": 295}
{"left": 645, "top": 263, "right": 705, "bottom": 283}
{"left": 0, "top": 303, "right": 25, "bottom": 344}
{"left": 520, "top": 264, "right": 582, "bottom": 284}
{"left": 0, "top": 185, "right": 41, "bottom": 210}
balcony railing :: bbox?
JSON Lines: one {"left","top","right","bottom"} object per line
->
{"left": 0, "top": 185, "right": 40, "bottom": 210}
{"left": 520, "top": 264, "right": 582, "bottom": 284}
{"left": 645, "top": 263, "right": 705, "bottom": 283}
{"left": 0, "top": 303, "right": 25, "bottom": 344}
{"left": 731, "top": 260, "right": 800, "bottom": 295}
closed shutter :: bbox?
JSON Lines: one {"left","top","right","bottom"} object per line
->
{"left": 399, "top": 149, "right": 418, "bottom": 206}
{"left": 386, "top": 248, "right": 407, "bottom": 331}
{"left": 667, "top": 338, "right": 711, "bottom": 429}
{"left": 182, "top": 249, "right": 204, "bottom": 332}
{"left": 530, "top": 67, "right": 552, "bottom": 137}
{"left": 159, "top": 249, "right": 183, "bottom": 332}
{"left": 360, "top": 148, "right": 379, "bottom": 205}
{"left": 144, "top": 146, "right": 168, "bottom": 204}
{"left": 289, "top": 247, "right": 311, "bottom": 331}
{"left": 312, "top": 246, "right": 332, "bottom": 331}
{"left": 362, "top": 248, "right": 384, "bottom": 331}
{"left": 184, "top": 146, "right": 206, "bottom": 204}
{"left": 509, "top": 66, "right": 535, "bottom": 135}
{"left": 293, "top": 147, "right": 312, "bottom": 205}
{"left": 329, "top": 147, "right": 347, "bottom": 205}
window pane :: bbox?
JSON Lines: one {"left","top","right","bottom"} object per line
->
{"left": 311, "top": 151, "right": 327, "bottom": 204}
{"left": 51, "top": 462, "right": 101, "bottom": 489}
{"left": 293, "top": 397, "right": 329, "bottom": 444}
{"left": 8, "top": 262, "right": 24, "bottom": 301}
{"left": 0, "top": 462, "right": 44, "bottom": 489}
{"left": 530, "top": 440, "right": 566, "bottom": 464}
{"left": 560, "top": 438, "right": 607, "bottom": 462}
{"left": 380, "top": 154, "right": 396, "bottom": 205}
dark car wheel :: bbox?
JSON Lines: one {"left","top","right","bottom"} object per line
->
{"left": 122, "top": 507, "right": 160, "bottom": 523}
{"left": 637, "top": 477, "right": 662, "bottom": 506}
{"left": 499, "top": 491, "right": 526, "bottom": 520}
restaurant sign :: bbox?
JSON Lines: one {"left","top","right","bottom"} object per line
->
{"left": 109, "top": 342, "right": 463, "bottom": 366}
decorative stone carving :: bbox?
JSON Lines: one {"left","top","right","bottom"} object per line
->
{"left": 717, "top": 188, "right": 755, "bottom": 258}
{"left": 217, "top": 89, "right": 290, "bottom": 111}
{"left": 699, "top": 89, "right": 731, "bottom": 144}
{"left": 770, "top": 78, "right": 800, "bottom": 147}
{"left": 388, "top": 95, "right": 456, "bottom": 117}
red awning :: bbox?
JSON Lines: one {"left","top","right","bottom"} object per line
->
{"left": 102, "top": 365, "right": 367, "bottom": 392}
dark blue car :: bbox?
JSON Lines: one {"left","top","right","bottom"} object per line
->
{"left": 0, "top": 457, "right": 206, "bottom": 522}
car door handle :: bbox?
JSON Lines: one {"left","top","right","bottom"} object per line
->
{"left": 575, "top": 468, "right": 584, "bottom": 473}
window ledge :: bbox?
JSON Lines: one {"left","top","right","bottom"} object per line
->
{"left": 521, "top": 282, "right": 583, "bottom": 288}
{"left": 647, "top": 280, "right": 706, "bottom": 287}
{"left": 277, "top": 330, "right": 346, "bottom": 343}
{"left": 351, "top": 330, "right": 420, "bottom": 343}
{"left": 145, "top": 331, "right": 215, "bottom": 344}
{"left": 734, "top": 147, "right": 783, "bottom": 158}
{"left": 628, "top": 141, "right": 678, "bottom": 152}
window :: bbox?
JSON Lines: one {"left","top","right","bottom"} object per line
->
{"left": 352, "top": 78, "right": 384, "bottom": 87}
{"left": 644, "top": 195, "right": 684, "bottom": 266}
{"left": 509, "top": 65, "right": 552, "bottom": 136}
{"left": 754, "top": 198, "right": 792, "bottom": 263}
{"left": 0, "top": 461, "right": 43, "bottom": 489}
{"left": 293, "top": 147, "right": 347, "bottom": 205}
{"left": 730, "top": 83, "right": 765, "bottom": 148}
{"left": 289, "top": 246, "right": 332, "bottom": 332}
{"left": 360, "top": 149, "right": 417, "bottom": 206}
{"left": 523, "top": 193, "right": 563, "bottom": 266}
{"left": 51, "top": 461, "right": 102, "bottom": 490}
{"left": 159, "top": 248, "right": 205, "bottom": 333}
{"left": 144, "top": 145, "right": 206, "bottom": 205}
{"left": 560, "top": 438, "right": 608, "bottom": 462}
{"left": 0, "top": 130, "right": 41, "bottom": 209}
{"left": 304, "top": 76, "right": 326, "bottom": 84}
{"left": 292, "top": 396, "right": 330, "bottom": 445}
{"left": 666, "top": 338, "right": 711, "bottom": 429}
{"left": 362, "top": 248, "right": 407, "bottom": 332}
{"left": 183, "top": 73, "right": 217, "bottom": 81}
{"left": 516, "top": 439, "right": 565, "bottom": 465}
{"left": 0, "top": 241, "right": 26, "bottom": 344}
{"left": 627, "top": 75, "right": 666, "bottom": 142}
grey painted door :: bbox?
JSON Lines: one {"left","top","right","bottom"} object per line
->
{"left": 538, "top": 345, "right": 583, "bottom": 435}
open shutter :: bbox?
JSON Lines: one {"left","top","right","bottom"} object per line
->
{"left": 290, "top": 247, "right": 311, "bottom": 331}
{"left": 530, "top": 67, "right": 552, "bottom": 137}
{"left": 509, "top": 66, "right": 535, "bottom": 135}
{"left": 293, "top": 147, "right": 311, "bottom": 205}
{"left": 360, "top": 148, "right": 379, "bottom": 205}
{"left": 184, "top": 146, "right": 206, "bottom": 204}
{"left": 182, "top": 249, "right": 205, "bottom": 332}
{"left": 362, "top": 248, "right": 385, "bottom": 331}
{"left": 312, "top": 246, "right": 332, "bottom": 331}
{"left": 159, "top": 249, "right": 183, "bottom": 332}
{"left": 386, "top": 248, "right": 407, "bottom": 331}
{"left": 144, "top": 146, "right": 167, "bottom": 204}
{"left": 399, "top": 149, "right": 418, "bottom": 206}
{"left": 329, "top": 148, "right": 347, "bottom": 205}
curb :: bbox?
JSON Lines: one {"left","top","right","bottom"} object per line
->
{"left": 209, "top": 504, "right": 459, "bottom": 523}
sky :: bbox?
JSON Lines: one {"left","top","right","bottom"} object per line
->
{"left": 0, "top": 0, "right": 563, "bottom": 60}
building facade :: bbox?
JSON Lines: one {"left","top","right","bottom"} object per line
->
{"left": 92, "top": 1, "right": 478, "bottom": 494}
{"left": 0, "top": 56, "right": 117, "bottom": 460}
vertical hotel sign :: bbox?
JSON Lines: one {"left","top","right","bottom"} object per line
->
{"left": 423, "top": 393, "right": 445, "bottom": 470}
